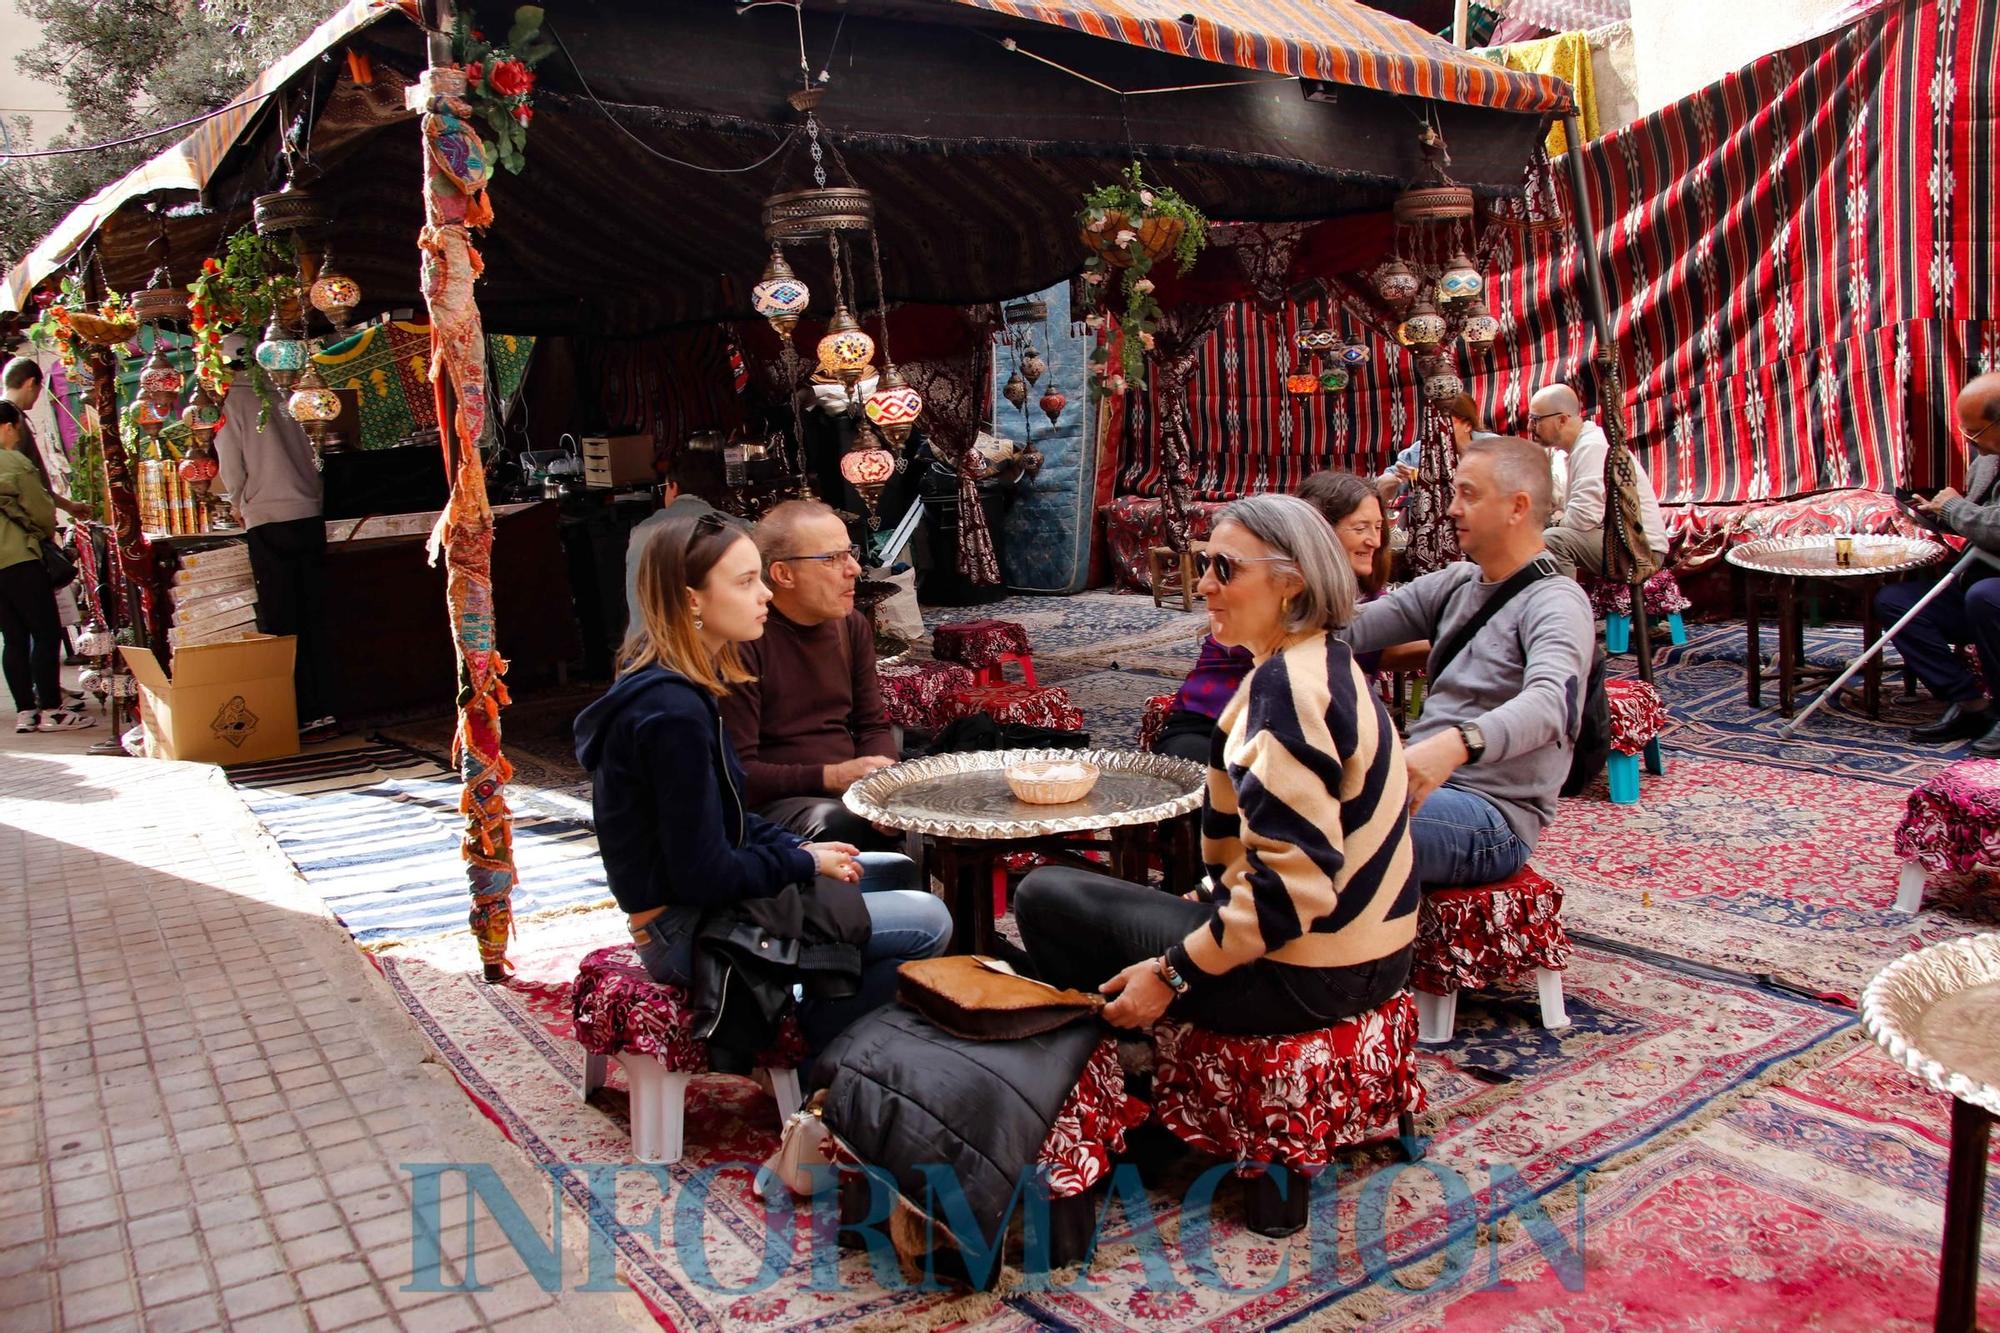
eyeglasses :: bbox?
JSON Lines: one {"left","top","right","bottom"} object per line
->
{"left": 1194, "top": 551, "right": 1293, "bottom": 585}
{"left": 1526, "top": 412, "right": 1569, "bottom": 425}
{"left": 778, "top": 544, "right": 863, "bottom": 567}
{"left": 1963, "top": 420, "right": 1998, "bottom": 447}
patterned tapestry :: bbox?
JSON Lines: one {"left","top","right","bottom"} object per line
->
{"left": 1117, "top": 0, "right": 1997, "bottom": 505}
{"left": 312, "top": 321, "right": 537, "bottom": 449}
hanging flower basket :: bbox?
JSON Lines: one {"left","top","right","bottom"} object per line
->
{"left": 1081, "top": 211, "right": 1187, "bottom": 271}
{"left": 1077, "top": 162, "right": 1209, "bottom": 399}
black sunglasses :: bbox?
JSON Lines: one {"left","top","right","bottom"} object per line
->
{"left": 1194, "top": 551, "right": 1293, "bottom": 585}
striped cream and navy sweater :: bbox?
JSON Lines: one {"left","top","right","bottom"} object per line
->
{"left": 1169, "top": 631, "right": 1419, "bottom": 988}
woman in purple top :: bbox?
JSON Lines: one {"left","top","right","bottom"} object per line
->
{"left": 1152, "top": 473, "right": 1400, "bottom": 763}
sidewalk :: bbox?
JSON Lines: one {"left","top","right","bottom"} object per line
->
{"left": 0, "top": 719, "right": 655, "bottom": 1332}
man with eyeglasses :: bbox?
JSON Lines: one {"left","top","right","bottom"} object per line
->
{"left": 1875, "top": 373, "right": 2000, "bottom": 755}
{"left": 1527, "top": 383, "right": 1668, "bottom": 581}
{"left": 718, "top": 499, "right": 903, "bottom": 847}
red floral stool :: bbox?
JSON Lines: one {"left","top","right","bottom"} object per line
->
{"left": 1893, "top": 759, "right": 2000, "bottom": 914}
{"left": 1139, "top": 693, "right": 1177, "bottom": 753}
{"left": 572, "top": 945, "right": 806, "bottom": 1164}
{"left": 1412, "top": 866, "right": 1573, "bottom": 1045}
{"left": 941, "top": 681, "right": 1085, "bottom": 732}
{"left": 932, "top": 618, "right": 1037, "bottom": 686}
{"left": 1585, "top": 569, "right": 1691, "bottom": 653}
{"left": 877, "top": 659, "right": 977, "bottom": 732}
{"left": 1604, "top": 678, "right": 1670, "bottom": 805}
{"left": 1150, "top": 993, "right": 1427, "bottom": 1237}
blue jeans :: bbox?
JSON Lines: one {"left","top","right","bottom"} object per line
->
{"left": 1410, "top": 784, "right": 1530, "bottom": 890}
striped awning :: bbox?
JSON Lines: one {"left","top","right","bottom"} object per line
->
{"left": 946, "top": 0, "right": 1575, "bottom": 113}
{"left": 2, "top": 0, "right": 390, "bottom": 315}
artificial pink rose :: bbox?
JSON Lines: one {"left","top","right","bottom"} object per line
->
{"left": 1139, "top": 331, "right": 1156, "bottom": 350}
{"left": 1114, "top": 229, "right": 1137, "bottom": 247}
{"left": 1082, "top": 270, "right": 1106, "bottom": 285}
{"left": 489, "top": 58, "right": 534, "bottom": 97}
{"left": 1105, "top": 375, "right": 1127, "bottom": 394}
{"left": 1132, "top": 278, "right": 1155, "bottom": 294}
{"left": 1084, "top": 315, "right": 1104, "bottom": 330}
{"left": 1139, "top": 189, "right": 1155, "bottom": 205}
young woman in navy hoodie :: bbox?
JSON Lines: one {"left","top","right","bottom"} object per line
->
{"left": 574, "top": 509, "right": 950, "bottom": 1053}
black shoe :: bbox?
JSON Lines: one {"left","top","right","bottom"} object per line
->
{"left": 1972, "top": 720, "right": 2000, "bottom": 758}
{"left": 1911, "top": 703, "right": 1994, "bottom": 743}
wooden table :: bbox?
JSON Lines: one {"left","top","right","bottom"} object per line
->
{"left": 1726, "top": 535, "right": 1947, "bottom": 718}
{"left": 843, "top": 749, "right": 1206, "bottom": 956}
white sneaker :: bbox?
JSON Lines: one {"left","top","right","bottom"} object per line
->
{"left": 37, "top": 707, "right": 97, "bottom": 732}
{"left": 13, "top": 711, "right": 39, "bottom": 734}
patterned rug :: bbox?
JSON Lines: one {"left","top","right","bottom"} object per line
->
{"left": 361, "top": 912, "right": 1988, "bottom": 1331}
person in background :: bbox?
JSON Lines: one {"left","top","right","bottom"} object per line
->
{"left": 3, "top": 358, "right": 88, "bottom": 521}
{"left": 622, "top": 454, "right": 714, "bottom": 632}
{"left": 719, "top": 499, "right": 901, "bottom": 848}
{"left": 0, "top": 401, "right": 93, "bottom": 733}
{"left": 1152, "top": 472, "right": 1423, "bottom": 763}
{"left": 574, "top": 509, "right": 949, "bottom": 1054}
{"left": 1342, "top": 437, "right": 1592, "bottom": 890}
{"left": 1879, "top": 373, "right": 2000, "bottom": 755}
{"left": 1016, "top": 494, "right": 1417, "bottom": 1034}
{"left": 211, "top": 342, "right": 338, "bottom": 743}
{"left": 1378, "top": 394, "right": 1492, "bottom": 506}
{"left": 1528, "top": 383, "right": 1668, "bottom": 581}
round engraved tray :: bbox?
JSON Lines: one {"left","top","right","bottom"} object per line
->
{"left": 844, "top": 748, "right": 1205, "bottom": 840}
{"left": 1862, "top": 933, "right": 2000, "bottom": 1117}
{"left": 1726, "top": 533, "right": 1946, "bottom": 577}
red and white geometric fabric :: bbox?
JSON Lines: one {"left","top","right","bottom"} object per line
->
{"left": 1605, "top": 678, "right": 1670, "bottom": 755}
{"left": 877, "top": 659, "right": 978, "bottom": 732}
{"left": 1411, "top": 866, "right": 1572, "bottom": 996}
{"left": 1894, "top": 759, "right": 2000, "bottom": 876}
{"left": 570, "top": 945, "right": 806, "bottom": 1073}
{"left": 1151, "top": 992, "right": 1426, "bottom": 1173}
{"left": 941, "top": 682, "right": 1084, "bottom": 732}
{"left": 1584, "top": 568, "right": 1694, "bottom": 618}
{"left": 932, "top": 619, "right": 1033, "bottom": 671}
{"left": 1034, "top": 1037, "right": 1151, "bottom": 1199}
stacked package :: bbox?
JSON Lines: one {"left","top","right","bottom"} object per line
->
{"left": 167, "top": 543, "right": 261, "bottom": 651}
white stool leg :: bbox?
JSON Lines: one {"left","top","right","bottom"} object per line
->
{"left": 1896, "top": 862, "right": 1927, "bottom": 915}
{"left": 580, "top": 1050, "right": 607, "bottom": 1100}
{"left": 759, "top": 1067, "right": 803, "bottom": 1126}
{"left": 618, "top": 1052, "right": 692, "bottom": 1165}
{"left": 1415, "top": 990, "right": 1457, "bottom": 1044}
{"left": 1536, "top": 969, "right": 1570, "bottom": 1030}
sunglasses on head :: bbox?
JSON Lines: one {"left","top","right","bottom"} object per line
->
{"left": 1194, "top": 551, "right": 1292, "bottom": 585}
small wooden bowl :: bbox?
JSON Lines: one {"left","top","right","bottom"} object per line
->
{"left": 1006, "top": 760, "right": 1100, "bottom": 805}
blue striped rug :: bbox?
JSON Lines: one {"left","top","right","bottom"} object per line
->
{"left": 227, "top": 741, "right": 611, "bottom": 946}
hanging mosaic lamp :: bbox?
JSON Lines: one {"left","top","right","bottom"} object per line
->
{"left": 751, "top": 249, "right": 810, "bottom": 337}
{"left": 1397, "top": 300, "right": 1447, "bottom": 350}
{"left": 1340, "top": 341, "right": 1371, "bottom": 367}
{"left": 1286, "top": 371, "right": 1320, "bottom": 396}
{"left": 177, "top": 450, "right": 220, "bottom": 499}
{"left": 816, "top": 305, "right": 875, "bottom": 387}
{"left": 1296, "top": 321, "right": 1341, "bottom": 360}
{"left": 1002, "top": 368, "right": 1029, "bottom": 411}
{"left": 130, "top": 266, "right": 189, "bottom": 327}
{"left": 138, "top": 344, "right": 185, "bottom": 414}
{"left": 1375, "top": 259, "right": 1423, "bottom": 308}
{"left": 308, "top": 252, "right": 363, "bottom": 334}
{"left": 1039, "top": 387, "right": 1067, "bottom": 425}
{"left": 181, "top": 382, "right": 224, "bottom": 447}
{"left": 1423, "top": 367, "right": 1466, "bottom": 402}
{"left": 1460, "top": 303, "right": 1500, "bottom": 351}
{"left": 287, "top": 361, "right": 343, "bottom": 456}
{"left": 1319, "top": 367, "right": 1350, "bottom": 393}
{"left": 1020, "top": 345, "right": 1046, "bottom": 388}
{"left": 839, "top": 443, "right": 898, "bottom": 527}
{"left": 1437, "top": 250, "right": 1485, "bottom": 304}
{"left": 862, "top": 364, "right": 923, "bottom": 447}
{"left": 135, "top": 399, "right": 173, "bottom": 441}
{"left": 254, "top": 316, "right": 310, "bottom": 390}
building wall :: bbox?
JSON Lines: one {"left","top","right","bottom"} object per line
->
{"left": 0, "top": 0, "right": 71, "bottom": 147}
{"left": 1627, "top": 0, "right": 1856, "bottom": 114}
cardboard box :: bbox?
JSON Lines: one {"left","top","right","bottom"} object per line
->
{"left": 121, "top": 636, "right": 299, "bottom": 765}
{"left": 580, "top": 434, "right": 654, "bottom": 489}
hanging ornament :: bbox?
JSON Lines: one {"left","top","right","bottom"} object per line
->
{"left": 1375, "top": 259, "right": 1423, "bottom": 308}
{"left": 1285, "top": 372, "right": 1320, "bottom": 397}
{"left": 1296, "top": 321, "right": 1341, "bottom": 360}
{"left": 181, "top": 382, "right": 224, "bottom": 448}
{"left": 1460, "top": 304, "right": 1500, "bottom": 351}
{"left": 839, "top": 444, "right": 898, "bottom": 527}
{"left": 1423, "top": 367, "right": 1466, "bottom": 402}
{"left": 1020, "top": 344, "right": 1046, "bottom": 387}
{"left": 308, "top": 251, "right": 363, "bottom": 334}
{"left": 1437, "top": 251, "right": 1484, "bottom": 304}
{"left": 751, "top": 249, "right": 810, "bottom": 337}
{"left": 1340, "top": 342, "right": 1371, "bottom": 367}
{"left": 287, "top": 361, "right": 343, "bottom": 458}
{"left": 254, "top": 316, "right": 310, "bottom": 390}
{"left": 138, "top": 344, "right": 185, "bottom": 414}
{"left": 1397, "top": 300, "right": 1447, "bottom": 350}
{"left": 1318, "top": 367, "right": 1350, "bottom": 393}
{"left": 135, "top": 399, "right": 173, "bottom": 442}
{"left": 131, "top": 266, "right": 189, "bottom": 327}
{"left": 1038, "top": 388, "right": 1067, "bottom": 425}
{"left": 177, "top": 451, "right": 220, "bottom": 496}
{"left": 862, "top": 364, "right": 924, "bottom": 447}
{"left": 1002, "top": 368, "right": 1029, "bottom": 411}
{"left": 816, "top": 305, "right": 875, "bottom": 387}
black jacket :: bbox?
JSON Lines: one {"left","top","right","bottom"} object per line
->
{"left": 693, "top": 881, "right": 871, "bottom": 1072}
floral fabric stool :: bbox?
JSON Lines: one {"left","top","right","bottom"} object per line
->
{"left": 1150, "top": 993, "right": 1427, "bottom": 1237}
{"left": 1412, "top": 866, "right": 1573, "bottom": 1045}
{"left": 877, "top": 659, "right": 977, "bottom": 733}
{"left": 941, "top": 681, "right": 1085, "bottom": 732}
{"left": 571, "top": 945, "right": 806, "bottom": 1164}
{"left": 1604, "top": 678, "right": 1670, "bottom": 804}
{"left": 1138, "top": 694, "right": 1177, "bottom": 753}
{"left": 1893, "top": 759, "right": 2000, "bottom": 913}
{"left": 1585, "top": 569, "right": 1691, "bottom": 653}
{"left": 932, "top": 618, "right": 1037, "bottom": 686}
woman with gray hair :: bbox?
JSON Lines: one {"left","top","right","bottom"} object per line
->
{"left": 1014, "top": 494, "right": 1418, "bottom": 1035}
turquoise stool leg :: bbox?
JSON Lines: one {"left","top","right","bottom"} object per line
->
{"left": 1667, "top": 611, "right": 1687, "bottom": 645}
{"left": 1643, "top": 738, "right": 1667, "bottom": 776}
{"left": 1607, "top": 752, "right": 1641, "bottom": 804}
{"left": 1606, "top": 614, "right": 1631, "bottom": 654}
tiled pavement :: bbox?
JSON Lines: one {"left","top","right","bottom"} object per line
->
{"left": 0, "top": 719, "right": 655, "bottom": 1332}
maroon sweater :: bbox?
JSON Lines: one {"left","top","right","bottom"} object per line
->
{"left": 719, "top": 607, "right": 897, "bottom": 806}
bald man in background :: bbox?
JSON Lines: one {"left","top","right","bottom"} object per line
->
{"left": 1878, "top": 373, "right": 2000, "bottom": 755}
{"left": 1528, "top": 383, "right": 1669, "bottom": 580}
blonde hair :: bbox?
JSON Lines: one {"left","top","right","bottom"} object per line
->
{"left": 617, "top": 510, "right": 755, "bottom": 696}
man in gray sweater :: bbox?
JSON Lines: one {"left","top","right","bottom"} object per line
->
{"left": 1877, "top": 373, "right": 2000, "bottom": 756}
{"left": 1344, "top": 436, "right": 1594, "bottom": 888}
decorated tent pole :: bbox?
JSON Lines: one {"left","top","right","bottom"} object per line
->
{"left": 82, "top": 336, "right": 155, "bottom": 750}
{"left": 413, "top": 0, "right": 518, "bottom": 981}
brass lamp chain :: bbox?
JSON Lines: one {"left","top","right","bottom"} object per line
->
{"left": 866, "top": 221, "right": 893, "bottom": 366}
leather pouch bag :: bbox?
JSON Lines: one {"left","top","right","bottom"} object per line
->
{"left": 895, "top": 955, "right": 1104, "bottom": 1040}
